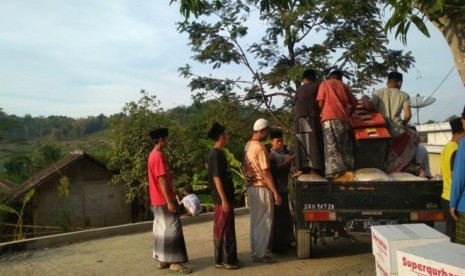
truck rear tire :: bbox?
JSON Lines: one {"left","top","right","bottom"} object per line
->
{"left": 296, "top": 229, "right": 311, "bottom": 259}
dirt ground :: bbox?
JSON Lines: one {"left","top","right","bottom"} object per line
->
{"left": 0, "top": 214, "right": 376, "bottom": 275}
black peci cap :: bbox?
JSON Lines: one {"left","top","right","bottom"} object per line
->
{"left": 269, "top": 128, "right": 283, "bottom": 139}
{"left": 450, "top": 118, "right": 464, "bottom": 134}
{"left": 207, "top": 122, "right": 225, "bottom": 140}
{"left": 149, "top": 128, "right": 168, "bottom": 140}
{"left": 388, "top": 71, "right": 403, "bottom": 81}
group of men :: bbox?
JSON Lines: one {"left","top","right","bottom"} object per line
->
{"left": 147, "top": 118, "right": 297, "bottom": 273}
{"left": 294, "top": 69, "right": 418, "bottom": 181}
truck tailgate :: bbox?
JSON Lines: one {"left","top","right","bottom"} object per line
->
{"left": 293, "top": 180, "right": 442, "bottom": 211}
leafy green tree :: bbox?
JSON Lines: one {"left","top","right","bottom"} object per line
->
{"left": 106, "top": 90, "right": 165, "bottom": 218}
{"left": 384, "top": 0, "right": 465, "bottom": 85}
{"left": 172, "top": 0, "right": 414, "bottom": 128}
{"left": 106, "top": 89, "right": 261, "bottom": 218}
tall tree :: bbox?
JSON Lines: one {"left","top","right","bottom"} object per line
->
{"left": 106, "top": 90, "right": 165, "bottom": 207}
{"left": 172, "top": 0, "right": 414, "bottom": 127}
{"left": 384, "top": 0, "right": 465, "bottom": 85}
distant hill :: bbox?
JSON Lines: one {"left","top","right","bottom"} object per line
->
{"left": 0, "top": 109, "right": 110, "bottom": 184}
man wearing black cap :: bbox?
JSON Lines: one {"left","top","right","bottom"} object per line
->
{"left": 148, "top": 128, "right": 192, "bottom": 274}
{"left": 440, "top": 117, "right": 465, "bottom": 242}
{"left": 206, "top": 122, "right": 238, "bottom": 270}
{"left": 364, "top": 71, "right": 417, "bottom": 173}
{"left": 293, "top": 69, "right": 325, "bottom": 175}
{"left": 450, "top": 106, "right": 465, "bottom": 245}
{"left": 268, "top": 129, "right": 295, "bottom": 253}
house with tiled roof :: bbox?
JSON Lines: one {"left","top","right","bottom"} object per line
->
{"left": 1, "top": 152, "right": 131, "bottom": 236}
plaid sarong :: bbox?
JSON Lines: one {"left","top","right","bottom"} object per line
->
{"left": 152, "top": 205, "right": 189, "bottom": 263}
{"left": 456, "top": 212, "right": 465, "bottom": 245}
{"left": 294, "top": 116, "right": 325, "bottom": 174}
{"left": 322, "top": 120, "right": 354, "bottom": 176}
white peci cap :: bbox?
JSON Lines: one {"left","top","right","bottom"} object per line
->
{"left": 253, "top": 118, "right": 270, "bottom": 131}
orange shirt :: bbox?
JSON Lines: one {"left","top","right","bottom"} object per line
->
{"left": 244, "top": 140, "right": 270, "bottom": 187}
{"left": 317, "top": 79, "right": 357, "bottom": 122}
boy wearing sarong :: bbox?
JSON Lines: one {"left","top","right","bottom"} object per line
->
{"left": 207, "top": 122, "right": 239, "bottom": 270}
{"left": 148, "top": 128, "right": 192, "bottom": 274}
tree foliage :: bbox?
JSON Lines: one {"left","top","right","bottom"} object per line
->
{"left": 383, "top": 0, "right": 465, "bottom": 84}
{"left": 0, "top": 110, "right": 109, "bottom": 143}
{"left": 384, "top": 0, "right": 465, "bottom": 43}
{"left": 172, "top": 0, "right": 415, "bottom": 127}
{"left": 105, "top": 89, "right": 265, "bottom": 210}
{"left": 0, "top": 143, "right": 64, "bottom": 183}
{"left": 106, "top": 90, "right": 164, "bottom": 206}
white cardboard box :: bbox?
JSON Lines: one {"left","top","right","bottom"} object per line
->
{"left": 375, "top": 257, "right": 396, "bottom": 276}
{"left": 371, "top": 224, "right": 449, "bottom": 275}
{"left": 397, "top": 242, "right": 465, "bottom": 276}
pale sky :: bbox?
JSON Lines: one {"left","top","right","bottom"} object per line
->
{"left": 1, "top": 1, "right": 463, "bottom": 123}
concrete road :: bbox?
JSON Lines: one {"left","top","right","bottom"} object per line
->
{"left": 0, "top": 213, "right": 376, "bottom": 276}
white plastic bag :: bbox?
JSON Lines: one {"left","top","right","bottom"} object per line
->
{"left": 297, "top": 173, "right": 328, "bottom": 182}
{"left": 388, "top": 172, "right": 428, "bottom": 181}
{"left": 354, "top": 168, "right": 392, "bottom": 181}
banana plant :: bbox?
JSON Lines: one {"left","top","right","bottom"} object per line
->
{"left": 0, "top": 189, "right": 35, "bottom": 240}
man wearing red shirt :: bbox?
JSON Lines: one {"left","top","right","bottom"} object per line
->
{"left": 148, "top": 128, "right": 192, "bottom": 274}
{"left": 317, "top": 70, "right": 357, "bottom": 181}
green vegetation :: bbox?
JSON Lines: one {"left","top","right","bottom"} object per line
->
{"left": 172, "top": 0, "right": 465, "bottom": 86}
{"left": 57, "top": 176, "right": 71, "bottom": 232}
{"left": 0, "top": 108, "right": 110, "bottom": 184}
{"left": 0, "top": 189, "right": 35, "bottom": 240}
{"left": 1, "top": 90, "right": 265, "bottom": 214}
{"left": 105, "top": 90, "right": 261, "bottom": 217}
{"left": 173, "top": 0, "right": 416, "bottom": 130}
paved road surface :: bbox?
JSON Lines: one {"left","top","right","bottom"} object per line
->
{"left": 0, "top": 213, "right": 377, "bottom": 275}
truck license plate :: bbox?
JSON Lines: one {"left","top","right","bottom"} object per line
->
{"left": 347, "top": 219, "right": 397, "bottom": 233}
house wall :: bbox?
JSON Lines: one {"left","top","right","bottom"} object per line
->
{"left": 416, "top": 122, "right": 452, "bottom": 177}
{"left": 32, "top": 158, "right": 130, "bottom": 231}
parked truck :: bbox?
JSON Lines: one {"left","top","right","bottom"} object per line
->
{"left": 289, "top": 174, "right": 443, "bottom": 259}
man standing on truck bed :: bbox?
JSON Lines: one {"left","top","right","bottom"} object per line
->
{"left": 317, "top": 70, "right": 357, "bottom": 181}
{"left": 293, "top": 69, "right": 325, "bottom": 175}
{"left": 440, "top": 117, "right": 464, "bottom": 242}
{"left": 363, "top": 71, "right": 418, "bottom": 173}
{"left": 244, "top": 118, "right": 282, "bottom": 263}
{"left": 450, "top": 106, "right": 465, "bottom": 245}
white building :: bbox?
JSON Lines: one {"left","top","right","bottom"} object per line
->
{"left": 416, "top": 122, "right": 452, "bottom": 176}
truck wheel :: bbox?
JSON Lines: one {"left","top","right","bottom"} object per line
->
{"left": 296, "top": 229, "right": 311, "bottom": 259}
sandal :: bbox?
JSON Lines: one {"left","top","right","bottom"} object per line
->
{"left": 170, "top": 264, "right": 193, "bottom": 274}
{"left": 252, "top": 255, "right": 276, "bottom": 263}
{"left": 215, "top": 263, "right": 239, "bottom": 270}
